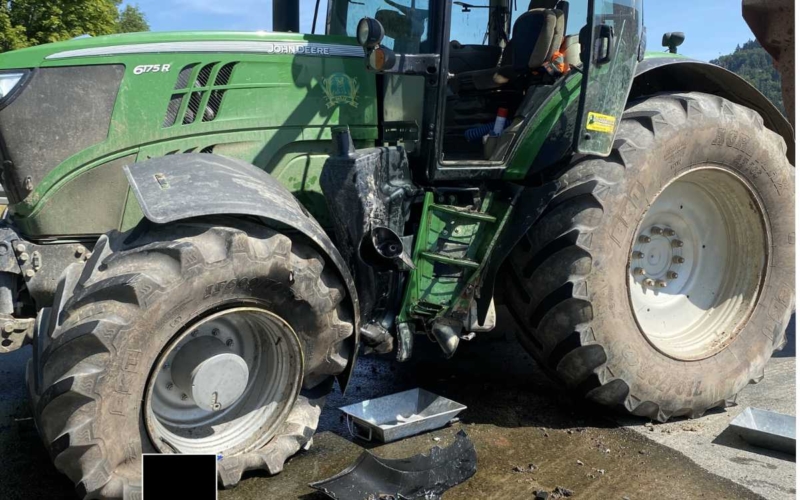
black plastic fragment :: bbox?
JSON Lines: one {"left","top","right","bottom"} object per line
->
{"left": 309, "top": 430, "right": 477, "bottom": 500}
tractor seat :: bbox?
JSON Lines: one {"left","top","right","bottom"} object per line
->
{"left": 454, "top": 0, "right": 565, "bottom": 93}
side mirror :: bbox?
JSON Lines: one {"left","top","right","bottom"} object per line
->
{"left": 356, "top": 17, "right": 385, "bottom": 49}
{"left": 661, "top": 32, "right": 685, "bottom": 54}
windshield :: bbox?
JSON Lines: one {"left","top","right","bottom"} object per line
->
{"left": 327, "top": 0, "right": 432, "bottom": 52}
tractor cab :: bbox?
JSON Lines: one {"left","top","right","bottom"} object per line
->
{"left": 326, "top": 0, "right": 644, "bottom": 180}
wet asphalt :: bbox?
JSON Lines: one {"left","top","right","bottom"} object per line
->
{"left": 0, "top": 311, "right": 794, "bottom": 499}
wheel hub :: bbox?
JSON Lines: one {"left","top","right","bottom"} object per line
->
{"left": 170, "top": 336, "right": 250, "bottom": 412}
{"left": 631, "top": 226, "right": 686, "bottom": 290}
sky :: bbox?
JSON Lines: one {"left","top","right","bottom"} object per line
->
{"left": 122, "top": 0, "right": 755, "bottom": 62}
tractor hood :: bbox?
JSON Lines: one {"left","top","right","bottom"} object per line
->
{"left": 0, "top": 31, "right": 359, "bottom": 70}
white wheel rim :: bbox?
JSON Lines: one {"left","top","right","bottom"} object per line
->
{"left": 627, "top": 166, "right": 768, "bottom": 360}
{"left": 145, "top": 307, "right": 303, "bottom": 455}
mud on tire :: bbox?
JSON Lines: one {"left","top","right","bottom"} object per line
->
{"left": 504, "top": 92, "right": 794, "bottom": 422}
{"left": 26, "top": 217, "right": 353, "bottom": 498}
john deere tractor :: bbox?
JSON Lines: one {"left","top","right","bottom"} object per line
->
{"left": 0, "top": 0, "right": 793, "bottom": 497}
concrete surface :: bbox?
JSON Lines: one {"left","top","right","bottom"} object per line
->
{"left": 0, "top": 313, "right": 794, "bottom": 499}
{"left": 616, "top": 319, "right": 796, "bottom": 500}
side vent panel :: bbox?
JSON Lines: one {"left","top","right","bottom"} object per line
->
{"left": 163, "top": 94, "right": 184, "bottom": 127}
{"left": 162, "top": 62, "right": 238, "bottom": 128}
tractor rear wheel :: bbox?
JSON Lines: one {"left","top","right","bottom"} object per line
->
{"left": 26, "top": 217, "right": 353, "bottom": 498}
{"left": 504, "top": 92, "right": 794, "bottom": 421}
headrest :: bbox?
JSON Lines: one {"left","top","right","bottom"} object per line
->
{"left": 528, "top": 0, "right": 558, "bottom": 9}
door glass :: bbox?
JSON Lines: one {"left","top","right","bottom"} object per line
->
{"left": 576, "top": 0, "right": 642, "bottom": 155}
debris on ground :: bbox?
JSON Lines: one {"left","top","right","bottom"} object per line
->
{"left": 533, "top": 486, "right": 574, "bottom": 499}
{"left": 512, "top": 463, "right": 538, "bottom": 473}
{"left": 309, "top": 430, "right": 477, "bottom": 500}
{"left": 576, "top": 459, "right": 584, "bottom": 466}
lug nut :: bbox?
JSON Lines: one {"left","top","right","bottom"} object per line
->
{"left": 671, "top": 239, "right": 684, "bottom": 248}
{"left": 664, "top": 228, "right": 676, "bottom": 237}
{"left": 667, "top": 271, "right": 679, "bottom": 279}
{"left": 18, "top": 252, "right": 28, "bottom": 262}
{"left": 638, "top": 235, "right": 651, "bottom": 244}
{"left": 643, "top": 278, "right": 655, "bottom": 286}
{"left": 181, "top": 394, "right": 188, "bottom": 401}
{"left": 657, "top": 280, "right": 668, "bottom": 288}
{"left": 672, "top": 256, "right": 685, "bottom": 264}
{"left": 633, "top": 267, "right": 646, "bottom": 275}
{"left": 3, "top": 322, "right": 14, "bottom": 333}
{"left": 226, "top": 339, "right": 233, "bottom": 347}
{"left": 632, "top": 251, "right": 644, "bottom": 259}
{"left": 24, "top": 269, "right": 35, "bottom": 279}
{"left": 212, "top": 328, "right": 220, "bottom": 336}
{"left": 166, "top": 383, "right": 173, "bottom": 390}
{"left": 651, "top": 226, "right": 663, "bottom": 235}
{"left": 14, "top": 243, "right": 25, "bottom": 254}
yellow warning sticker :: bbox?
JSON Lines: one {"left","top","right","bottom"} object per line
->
{"left": 586, "top": 112, "right": 616, "bottom": 133}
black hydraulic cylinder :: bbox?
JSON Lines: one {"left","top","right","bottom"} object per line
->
{"left": 273, "top": 0, "right": 300, "bottom": 32}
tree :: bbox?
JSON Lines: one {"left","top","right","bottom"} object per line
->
{"left": 711, "top": 39, "right": 785, "bottom": 116}
{"left": 116, "top": 4, "right": 149, "bottom": 33}
{"left": 0, "top": 0, "right": 149, "bottom": 53}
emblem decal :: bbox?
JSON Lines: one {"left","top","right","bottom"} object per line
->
{"left": 321, "top": 73, "right": 360, "bottom": 109}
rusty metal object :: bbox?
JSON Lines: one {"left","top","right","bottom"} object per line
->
{"left": 742, "top": 0, "right": 795, "bottom": 125}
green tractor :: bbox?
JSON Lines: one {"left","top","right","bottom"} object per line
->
{"left": 0, "top": 0, "right": 793, "bottom": 497}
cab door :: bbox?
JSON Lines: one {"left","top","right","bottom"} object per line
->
{"left": 575, "top": 0, "right": 643, "bottom": 155}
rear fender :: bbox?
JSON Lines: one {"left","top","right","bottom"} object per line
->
{"left": 123, "top": 153, "right": 360, "bottom": 392}
{"left": 632, "top": 57, "right": 794, "bottom": 164}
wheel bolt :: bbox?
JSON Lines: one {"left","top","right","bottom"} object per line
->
{"left": 632, "top": 251, "right": 644, "bottom": 259}
{"left": 667, "top": 271, "right": 679, "bottom": 279}
{"left": 226, "top": 339, "right": 233, "bottom": 347}
{"left": 166, "top": 383, "right": 173, "bottom": 390}
{"left": 638, "top": 235, "right": 651, "bottom": 244}
{"left": 212, "top": 328, "right": 220, "bottom": 336}
{"left": 18, "top": 252, "right": 28, "bottom": 262}
{"left": 664, "top": 228, "right": 676, "bottom": 237}
{"left": 657, "top": 280, "right": 668, "bottom": 288}
{"left": 651, "top": 226, "right": 663, "bottom": 235}
{"left": 181, "top": 394, "right": 188, "bottom": 401}
{"left": 633, "top": 267, "right": 646, "bottom": 275}
{"left": 14, "top": 243, "right": 25, "bottom": 254}
{"left": 644, "top": 278, "right": 655, "bottom": 287}
{"left": 672, "top": 256, "right": 685, "bottom": 264}
{"left": 671, "top": 239, "right": 684, "bottom": 248}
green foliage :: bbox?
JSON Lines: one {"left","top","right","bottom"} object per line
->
{"left": 116, "top": 4, "right": 149, "bottom": 33}
{"left": 0, "top": 0, "right": 149, "bottom": 52}
{"left": 710, "top": 40, "right": 785, "bottom": 115}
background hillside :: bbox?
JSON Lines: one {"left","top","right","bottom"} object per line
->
{"left": 710, "top": 39, "right": 786, "bottom": 115}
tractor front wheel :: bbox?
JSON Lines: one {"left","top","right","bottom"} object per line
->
{"left": 27, "top": 218, "right": 353, "bottom": 498}
{"left": 505, "top": 92, "right": 794, "bottom": 421}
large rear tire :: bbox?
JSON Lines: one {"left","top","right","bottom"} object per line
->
{"left": 504, "top": 92, "right": 794, "bottom": 421}
{"left": 26, "top": 217, "right": 353, "bottom": 498}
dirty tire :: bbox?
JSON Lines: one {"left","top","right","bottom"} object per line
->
{"left": 26, "top": 217, "right": 353, "bottom": 499}
{"left": 504, "top": 92, "right": 794, "bottom": 422}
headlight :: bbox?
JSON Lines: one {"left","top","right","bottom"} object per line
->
{"left": 356, "top": 17, "right": 384, "bottom": 49}
{"left": 0, "top": 72, "right": 25, "bottom": 100}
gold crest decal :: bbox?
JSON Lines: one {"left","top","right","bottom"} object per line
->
{"left": 321, "top": 73, "right": 360, "bottom": 108}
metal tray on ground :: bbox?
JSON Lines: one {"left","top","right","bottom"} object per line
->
{"left": 729, "top": 407, "right": 796, "bottom": 455}
{"left": 339, "top": 388, "right": 466, "bottom": 443}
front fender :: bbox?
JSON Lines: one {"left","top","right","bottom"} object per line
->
{"left": 633, "top": 56, "right": 794, "bottom": 164}
{"left": 123, "top": 153, "right": 360, "bottom": 392}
